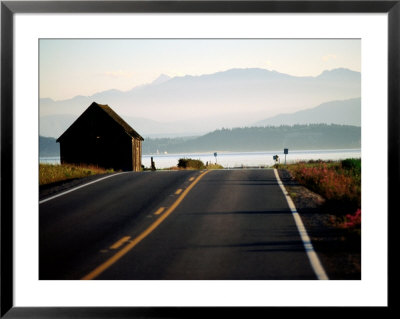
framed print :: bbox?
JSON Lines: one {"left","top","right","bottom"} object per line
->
{"left": 1, "top": 0, "right": 396, "bottom": 317}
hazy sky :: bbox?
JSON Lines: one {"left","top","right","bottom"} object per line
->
{"left": 40, "top": 39, "right": 361, "bottom": 101}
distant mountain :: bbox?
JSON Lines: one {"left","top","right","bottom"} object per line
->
{"left": 40, "top": 67, "right": 361, "bottom": 137}
{"left": 40, "top": 114, "right": 219, "bottom": 139}
{"left": 40, "top": 97, "right": 361, "bottom": 139}
{"left": 151, "top": 74, "right": 172, "bottom": 85}
{"left": 142, "top": 124, "right": 361, "bottom": 154}
{"left": 254, "top": 98, "right": 361, "bottom": 127}
{"left": 40, "top": 114, "right": 78, "bottom": 139}
{"left": 39, "top": 136, "right": 59, "bottom": 157}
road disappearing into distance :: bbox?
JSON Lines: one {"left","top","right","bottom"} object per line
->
{"left": 39, "top": 169, "right": 328, "bottom": 280}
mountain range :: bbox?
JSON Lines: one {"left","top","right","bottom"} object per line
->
{"left": 254, "top": 97, "right": 360, "bottom": 127}
{"left": 40, "top": 67, "right": 361, "bottom": 138}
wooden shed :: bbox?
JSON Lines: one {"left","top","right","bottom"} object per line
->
{"left": 56, "top": 102, "right": 144, "bottom": 171}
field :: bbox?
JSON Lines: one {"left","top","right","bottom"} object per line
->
{"left": 276, "top": 158, "right": 361, "bottom": 233}
{"left": 39, "top": 163, "right": 115, "bottom": 186}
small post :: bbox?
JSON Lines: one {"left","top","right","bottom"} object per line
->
{"left": 284, "top": 148, "right": 288, "bottom": 165}
{"left": 151, "top": 157, "right": 156, "bottom": 171}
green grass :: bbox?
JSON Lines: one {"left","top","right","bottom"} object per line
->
{"left": 39, "top": 163, "right": 114, "bottom": 186}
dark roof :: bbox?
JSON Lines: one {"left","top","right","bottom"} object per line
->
{"left": 57, "top": 102, "right": 144, "bottom": 142}
{"left": 96, "top": 103, "right": 144, "bottom": 140}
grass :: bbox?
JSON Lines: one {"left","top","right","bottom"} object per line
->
{"left": 205, "top": 163, "right": 224, "bottom": 170}
{"left": 276, "top": 159, "right": 361, "bottom": 278}
{"left": 276, "top": 158, "right": 361, "bottom": 233}
{"left": 39, "top": 163, "right": 115, "bottom": 186}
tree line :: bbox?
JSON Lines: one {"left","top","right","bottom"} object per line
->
{"left": 40, "top": 124, "right": 361, "bottom": 157}
{"left": 142, "top": 124, "right": 361, "bottom": 154}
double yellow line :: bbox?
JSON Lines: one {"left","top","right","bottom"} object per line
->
{"left": 81, "top": 170, "right": 209, "bottom": 280}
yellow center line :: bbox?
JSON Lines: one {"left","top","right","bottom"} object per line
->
{"left": 81, "top": 170, "right": 210, "bottom": 280}
{"left": 109, "top": 236, "right": 131, "bottom": 250}
{"left": 154, "top": 207, "right": 166, "bottom": 215}
{"left": 189, "top": 177, "right": 195, "bottom": 181}
{"left": 175, "top": 188, "right": 183, "bottom": 195}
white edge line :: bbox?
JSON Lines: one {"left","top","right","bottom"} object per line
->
{"left": 39, "top": 172, "right": 127, "bottom": 205}
{"left": 273, "top": 168, "right": 329, "bottom": 280}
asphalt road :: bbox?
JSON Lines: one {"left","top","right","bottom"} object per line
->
{"left": 39, "top": 169, "right": 321, "bottom": 280}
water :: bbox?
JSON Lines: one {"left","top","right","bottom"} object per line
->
{"left": 40, "top": 149, "right": 361, "bottom": 169}
{"left": 40, "top": 156, "right": 61, "bottom": 164}
{"left": 144, "top": 149, "right": 361, "bottom": 169}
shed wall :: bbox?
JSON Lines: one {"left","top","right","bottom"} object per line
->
{"left": 58, "top": 105, "right": 142, "bottom": 171}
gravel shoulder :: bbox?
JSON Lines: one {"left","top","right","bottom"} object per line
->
{"left": 277, "top": 169, "right": 361, "bottom": 280}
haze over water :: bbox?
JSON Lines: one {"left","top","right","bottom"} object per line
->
{"left": 40, "top": 149, "right": 361, "bottom": 169}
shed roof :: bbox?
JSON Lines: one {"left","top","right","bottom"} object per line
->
{"left": 57, "top": 102, "right": 144, "bottom": 142}
{"left": 97, "top": 103, "right": 144, "bottom": 140}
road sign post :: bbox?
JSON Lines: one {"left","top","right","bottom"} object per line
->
{"left": 284, "top": 148, "right": 288, "bottom": 165}
{"left": 214, "top": 152, "right": 218, "bottom": 164}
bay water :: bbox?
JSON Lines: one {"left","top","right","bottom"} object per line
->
{"left": 40, "top": 149, "right": 361, "bottom": 169}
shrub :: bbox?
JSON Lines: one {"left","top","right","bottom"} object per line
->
{"left": 330, "top": 208, "right": 361, "bottom": 234}
{"left": 343, "top": 208, "right": 361, "bottom": 228}
{"left": 177, "top": 158, "right": 205, "bottom": 169}
{"left": 341, "top": 158, "right": 361, "bottom": 171}
{"left": 341, "top": 158, "right": 361, "bottom": 182}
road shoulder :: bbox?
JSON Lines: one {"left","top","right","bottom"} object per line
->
{"left": 277, "top": 169, "right": 361, "bottom": 280}
{"left": 39, "top": 173, "right": 121, "bottom": 201}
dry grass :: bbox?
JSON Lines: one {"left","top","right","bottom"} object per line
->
{"left": 276, "top": 159, "right": 360, "bottom": 207}
{"left": 205, "top": 163, "right": 224, "bottom": 170}
{"left": 277, "top": 159, "right": 361, "bottom": 233}
{"left": 39, "top": 163, "right": 114, "bottom": 186}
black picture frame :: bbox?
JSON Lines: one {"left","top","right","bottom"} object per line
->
{"left": 1, "top": 1, "right": 396, "bottom": 317}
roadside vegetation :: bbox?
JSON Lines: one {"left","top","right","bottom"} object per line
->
{"left": 275, "top": 158, "right": 361, "bottom": 234}
{"left": 172, "top": 158, "right": 223, "bottom": 170}
{"left": 205, "top": 163, "right": 224, "bottom": 170}
{"left": 39, "top": 163, "right": 114, "bottom": 186}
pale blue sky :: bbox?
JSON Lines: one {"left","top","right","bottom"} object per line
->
{"left": 40, "top": 39, "right": 361, "bottom": 101}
